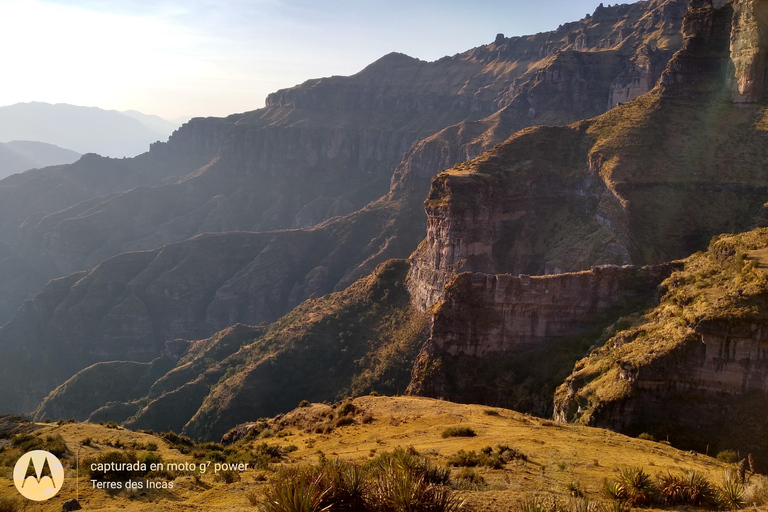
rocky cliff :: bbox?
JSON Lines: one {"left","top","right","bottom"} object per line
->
{"left": 403, "top": 0, "right": 768, "bottom": 417}
{"left": 408, "top": 0, "right": 768, "bottom": 314}
{"left": 729, "top": 0, "right": 768, "bottom": 102}
{"left": 407, "top": 263, "right": 677, "bottom": 414}
{"left": 554, "top": 228, "right": 768, "bottom": 463}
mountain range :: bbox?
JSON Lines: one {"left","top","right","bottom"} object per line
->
{"left": 0, "top": 102, "right": 181, "bottom": 161}
{"left": 0, "top": 140, "right": 80, "bottom": 179}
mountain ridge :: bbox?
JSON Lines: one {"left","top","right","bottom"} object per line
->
{"left": 0, "top": 0, "right": 691, "bottom": 432}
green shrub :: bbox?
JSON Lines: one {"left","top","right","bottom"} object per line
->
{"left": 369, "top": 463, "right": 463, "bottom": 512}
{"left": 637, "top": 433, "right": 655, "bottom": 442}
{"left": 447, "top": 445, "right": 526, "bottom": 469}
{"left": 717, "top": 450, "right": 739, "bottom": 464}
{"left": 320, "top": 459, "right": 369, "bottom": 510}
{"left": 367, "top": 447, "right": 450, "bottom": 486}
{"left": 215, "top": 468, "right": 240, "bottom": 484}
{"left": 298, "top": 400, "right": 310, "bottom": 408}
{"left": 42, "top": 435, "right": 69, "bottom": 458}
{"left": 441, "top": 426, "right": 476, "bottom": 439}
{"left": 453, "top": 467, "right": 486, "bottom": 490}
{"left": 146, "top": 442, "right": 158, "bottom": 451}
{"left": 161, "top": 430, "right": 194, "bottom": 447}
{"left": 139, "top": 451, "right": 162, "bottom": 467}
{"left": 447, "top": 450, "right": 480, "bottom": 468}
{"left": 10, "top": 434, "right": 42, "bottom": 452}
{"left": 337, "top": 400, "right": 356, "bottom": 417}
{"left": 483, "top": 409, "right": 500, "bottom": 416}
{"left": 256, "top": 449, "right": 461, "bottom": 511}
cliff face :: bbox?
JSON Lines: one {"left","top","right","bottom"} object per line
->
{"left": 407, "top": 264, "right": 676, "bottom": 414}
{"left": 729, "top": 0, "right": 768, "bottom": 102}
{"left": 406, "top": 126, "right": 635, "bottom": 311}
{"left": 553, "top": 229, "right": 768, "bottom": 462}
{"left": 408, "top": 0, "right": 768, "bottom": 314}
{"left": 403, "top": 0, "right": 768, "bottom": 416}
{"left": 420, "top": 265, "right": 675, "bottom": 358}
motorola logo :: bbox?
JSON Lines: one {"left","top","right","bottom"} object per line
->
{"left": 13, "top": 450, "right": 65, "bottom": 501}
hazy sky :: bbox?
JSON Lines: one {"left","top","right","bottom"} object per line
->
{"left": 3, "top": 0, "right": 609, "bottom": 120}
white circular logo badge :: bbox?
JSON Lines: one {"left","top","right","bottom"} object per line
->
{"left": 13, "top": 450, "right": 65, "bottom": 501}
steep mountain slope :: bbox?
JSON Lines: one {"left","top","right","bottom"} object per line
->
{"left": 406, "top": 263, "right": 680, "bottom": 415}
{"left": 405, "top": 0, "right": 768, "bottom": 410}
{"left": 0, "top": 140, "right": 80, "bottom": 178}
{"left": 0, "top": 0, "right": 688, "bottom": 419}
{"left": 32, "top": 260, "right": 428, "bottom": 441}
{"left": 554, "top": 227, "right": 768, "bottom": 464}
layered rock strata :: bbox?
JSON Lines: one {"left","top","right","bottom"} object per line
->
{"left": 407, "top": 264, "right": 677, "bottom": 412}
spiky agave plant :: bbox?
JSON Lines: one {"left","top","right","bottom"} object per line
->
{"left": 718, "top": 470, "right": 746, "bottom": 510}
{"left": 319, "top": 459, "right": 369, "bottom": 511}
{"left": 615, "top": 467, "right": 656, "bottom": 506}
{"left": 368, "top": 462, "right": 463, "bottom": 512}
{"left": 657, "top": 472, "right": 687, "bottom": 505}
{"left": 602, "top": 480, "right": 627, "bottom": 503}
{"left": 259, "top": 471, "right": 332, "bottom": 512}
{"left": 683, "top": 470, "right": 716, "bottom": 506}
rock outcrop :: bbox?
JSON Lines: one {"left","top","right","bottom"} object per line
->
{"left": 407, "top": 264, "right": 677, "bottom": 414}
{"left": 729, "top": 0, "right": 768, "bottom": 102}
{"left": 403, "top": 0, "right": 768, "bottom": 417}
{"left": 554, "top": 229, "right": 768, "bottom": 463}
{"left": 408, "top": 0, "right": 768, "bottom": 314}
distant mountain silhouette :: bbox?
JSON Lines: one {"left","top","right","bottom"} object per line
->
{"left": 121, "top": 110, "right": 181, "bottom": 137}
{"left": 0, "top": 102, "right": 176, "bottom": 158}
{"left": 0, "top": 140, "right": 80, "bottom": 178}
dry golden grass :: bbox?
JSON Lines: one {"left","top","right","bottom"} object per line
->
{"left": 0, "top": 396, "right": 753, "bottom": 511}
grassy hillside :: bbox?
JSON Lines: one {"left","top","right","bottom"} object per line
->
{"left": 0, "top": 396, "right": 759, "bottom": 512}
